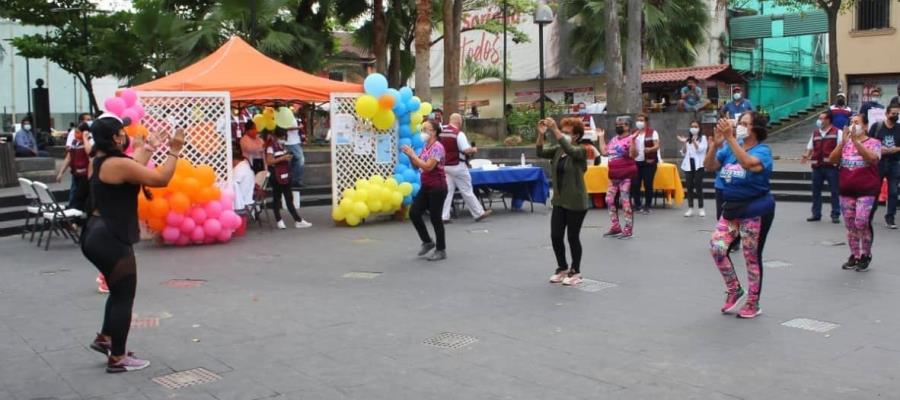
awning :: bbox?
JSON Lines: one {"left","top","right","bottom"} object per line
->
{"left": 459, "top": 99, "right": 490, "bottom": 107}
{"left": 641, "top": 64, "right": 747, "bottom": 87}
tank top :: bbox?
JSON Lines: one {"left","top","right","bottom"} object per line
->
{"left": 90, "top": 156, "right": 141, "bottom": 244}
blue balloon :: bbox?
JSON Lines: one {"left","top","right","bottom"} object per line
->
{"left": 399, "top": 87, "right": 414, "bottom": 102}
{"left": 399, "top": 125, "right": 412, "bottom": 138}
{"left": 411, "top": 183, "right": 421, "bottom": 197}
{"left": 364, "top": 74, "right": 388, "bottom": 97}
{"left": 386, "top": 88, "right": 401, "bottom": 102}
{"left": 407, "top": 97, "right": 421, "bottom": 112}
{"left": 394, "top": 164, "right": 405, "bottom": 175}
{"left": 403, "top": 195, "right": 413, "bottom": 206}
{"left": 411, "top": 134, "right": 424, "bottom": 148}
{"left": 393, "top": 101, "right": 408, "bottom": 116}
{"left": 403, "top": 169, "right": 417, "bottom": 182}
{"left": 399, "top": 114, "right": 411, "bottom": 125}
{"left": 399, "top": 153, "right": 411, "bottom": 166}
{"left": 399, "top": 138, "right": 412, "bottom": 148}
{"left": 394, "top": 173, "right": 406, "bottom": 183}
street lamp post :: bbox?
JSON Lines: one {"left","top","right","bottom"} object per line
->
{"left": 533, "top": 3, "right": 553, "bottom": 119}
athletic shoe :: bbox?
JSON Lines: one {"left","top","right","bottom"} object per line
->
{"left": 427, "top": 250, "right": 447, "bottom": 261}
{"left": 89, "top": 333, "right": 111, "bottom": 356}
{"left": 736, "top": 300, "right": 761, "bottom": 319}
{"left": 831, "top": 216, "right": 841, "bottom": 224}
{"left": 855, "top": 255, "right": 872, "bottom": 272}
{"left": 417, "top": 242, "right": 436, "bottom": 256}
{"left": 276, "top": 220, "right": 286, "bottom": 229}
{"left": 684, "top": 208, "right": 694, "bottom": 217}
{"left": 96, "top": 274, "right": 109, "bottom": 294}
{"left": 561, "top": 273, "right": 583, "bottom": 286}
{"left": 617, "top": 233, "right": 633, "bottom": 240}
{"left": 106, "top": 354, "right": 150, "bottom": 373}
{"left": 806, "top": 216, "right": 821, "bottom": 222}
{"left": 721, "top": 288, "right": 745, "bottom": 314}
{"left": 888, "top": 220, "right": 898, "bottom": 229}
{"left": 295, "top": 220, "right": 312, "bottom": 229}
{"left": 549, "top": 270, "right": 568, "bottom": 284}
{"left": 640, "top": 208, "right": 650, "bottom": 215}
{"left": 475, "top": 209, "right": 493, "bottom": 222}
{"left": 841, "top": 256, "right": 858, "bottom": 270}
{"left": 603, "top": 228, "right": 622, "bottom": 238}
{"left": 698, "top": 209, "right": 706, "bottom": 218}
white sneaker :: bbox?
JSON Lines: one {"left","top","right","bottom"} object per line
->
{"left": 684, "top": 208, "right": 694, "bottom": 217}
{"left": 276, "top": 220, "right": 286, "bottom": 229}
{"left": 295, "top": 220, "right": 312, "bottom": 229}
{"left": 698, "top": 209, "right": 706, "bottom": 217}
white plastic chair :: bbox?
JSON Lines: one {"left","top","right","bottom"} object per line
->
{"left": 17, "top": 178, "right": 42, "bottom": 242}
{"left": 33, "top": 181, "right": 82, "bottom": 250}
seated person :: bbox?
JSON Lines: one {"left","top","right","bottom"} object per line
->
{"left": 677, "top": 76, "right": 710, "bottom": 112}
{"left": 14, "top": 117, "right": 49, "bottom": 157}
{"left": 232, "top": 145, "right": 256, "bottom": 213}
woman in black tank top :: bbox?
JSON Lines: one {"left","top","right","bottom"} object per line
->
{"left": 80, "top": 114, "right": 184, "bottom": 373}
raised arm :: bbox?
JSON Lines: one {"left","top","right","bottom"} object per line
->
{"left": 101, "top": 130, "right": 184, "bottom": 187}
{"left": 401, "top": 145, "right": 439, "bottom": 172}
{"left": 535, "top": 119, "right": 557, "bottom": 159}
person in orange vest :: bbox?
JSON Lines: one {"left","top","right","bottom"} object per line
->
{"left": 802, "top": 111, "right": 843, "bottom": 223}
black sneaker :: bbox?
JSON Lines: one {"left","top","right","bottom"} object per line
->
{"left": 806, "top": 216, "right": 821, "bottom": 222}
{"left": 831, "top": 216, "right": 841, "bottom": 224}
{"left": 855, "top": 255, "right": 872, "bottom": 272}
{"left": 887, "top": 219, "right": 897, "bottom": 229}
{"left": 841, "top": 256, "right": 858, "bottom": 270}
{"left": 417, "top": 242, "right": 436, "bottom": 256}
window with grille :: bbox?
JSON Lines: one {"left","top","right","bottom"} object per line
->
{"left": 856, "top": 0, "right": 891, "bottom": 31}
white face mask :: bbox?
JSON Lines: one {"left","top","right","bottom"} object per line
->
{"left": 689, "top": 127, "right": 700, "bottom": 135}
{"left": 86, "top": 120, "right": 93, "bottom": 127}
{"left": 635, "top": 121, "right": 646, "bottom": 130}
{"left": 853, "top": 124, "right": 865, "bottom": 136}
{"left": 420, "top": 132, "right": 430, "bottom": 143}
{"left": 23, "top": 124, "right": 31, "bottom": 131}
{"left": 735, "top": 125, "right": 749, "bottom": 141}
{"left": 733, "top": 93, "right": 742, "bottom": 101}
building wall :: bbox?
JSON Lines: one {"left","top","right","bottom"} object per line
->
{"left": 836, "top": 0, "right": 900, "bottom": 109}
{"left": 692, "top": 0, "right": 728, "bottom": 67}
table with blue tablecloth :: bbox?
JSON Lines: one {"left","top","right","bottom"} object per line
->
{"left": 469, "top": 166, "right": 550, "bottom": 211}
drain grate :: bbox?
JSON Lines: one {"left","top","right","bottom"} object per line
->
{"left": 575, "top": 279, "right": 618, "bottom": 293}
{"left": 423, "top": 332, "right": 478, "bottom": 350}
{"left": 163, "top": 279, "right": 206, "bottom": 288}
{"left": 131, "top": 317, "right": 159, "bottom": 329}
{"left": 764, "top": 260, "right": 792, "bottom": 269}
{"left": 782, "top": 318, "right": 840, "bottom": 333}
{"left": 153, "top": 368, "right": 221, "bottom": 389}
{"left": 342, "top": 271, "right": 382, "bottom": 279}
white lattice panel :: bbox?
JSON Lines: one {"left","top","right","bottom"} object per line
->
{"left": 136, "top": 91, "right": 233, "bottom": 188}
{"left": 330, "top": 93, "right": 398, "bottom": 206}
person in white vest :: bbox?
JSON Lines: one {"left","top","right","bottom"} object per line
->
{"left": 440, "top": 113, "right": 492, "bottom": 223}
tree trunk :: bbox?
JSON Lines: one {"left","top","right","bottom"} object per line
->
{"left": 373, "top": 0, "right": 388, "bottom": 74}
{"left": 442, "top": 0, "right": 462, "bottom": 115}
{"left": 388, "top": 40, "right": 402, "bottom": 87}
{"left": 604, "top": 0, "right": 625, "bottom": 115}
{"left": 826, "top": 9, "right": 840, "bottom": 101}
{"left": 624, "top": 0, "right": 643, "bottom": 114}
{"left": 81, "top": 75, "right": 99, "bottom": 116}
{"left": 414, "top": 0, "right": 432, "bottom": 101}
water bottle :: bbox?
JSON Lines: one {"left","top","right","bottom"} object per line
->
{"left": 520, "top": 153, "right": 526, "bottom": 166}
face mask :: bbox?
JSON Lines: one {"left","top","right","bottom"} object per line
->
{"left": 23, "top": 124, "right": 31, "bottom": 131}
{"left": 86, "top": 120, "right": 93, "bottom": 127}
{"left": 689, "top": 127, "right": 700, "bottom": 135}
{"left": 420, "top": 132, "right": 430, "bottom": 143}
{"left": 733, "top": 93, "right": 742, "bottom": 101}
{"left": 615, "top": 126, "right": 625, "bottom": 135}
{"left": 816, "top": 120, "right": 824, "bottom": 129}
{"left": 635, "top": 121, "right": 646, "bottom": 130}
{"left": 735, "top": 125, "right": 749, "bottom": 141}
{"left": 853, "top": 124, "right": 865, "bottom": 136}
{"left": 889, "top": 115, "right": 899, "bottom": 124}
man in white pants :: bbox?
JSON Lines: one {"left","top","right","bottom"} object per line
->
{"left": 440, "top": 113, "right": 492, "bottom": 223}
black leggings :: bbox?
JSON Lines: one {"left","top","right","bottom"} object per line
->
{"left": 550, "top": 206, "right": 588, "bottom": 274}
{"left": 410, "top": 186, "right": 448, "bottom": 251}
{"left": 632, "top": 162, "right": 657, "bottom": 209}
{"left": 685, "top": 167, "right": 705, "bottom": 208}
{"left": 81, "top": 218, "right": 136, "bottom": 357}
{"left": 271, "top": 181, "right": 301, "bottom": 222}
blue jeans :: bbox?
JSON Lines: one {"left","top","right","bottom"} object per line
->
{"left": 811, "top": 167, "right": 840, "bottom": 219}
{"left": 285, "top": 144, "right": 305, "bottom": 187}
{"left": 880, "top": 162, "right": 900, "bottom": 220}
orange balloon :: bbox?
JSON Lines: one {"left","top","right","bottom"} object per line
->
{"left": 195, "top": 165, "right": 216, "bottom": 187}
{"left": 149, "top": 198, "right": 170, "bottom": 219}
{"left": 182, "top": 177, "right": 202, "bottom": 203}
{"left": 147, "top": 218, "right": 166, "bottom": 232}
{"left": 169, "top": 192, "right": 191, "bottom": 214}
{"left": 167, "top": 176, "right": 185, "bottom": 193}
{"left": 149, "top": 186, "right": 169, "bottom": 199}
{"left": 175, "top": 159, "right": 193, "bottom": 177}
{"left": 198, "top": 187, "right": 215, "bottom": 203}
{"left": 123, "top": 125, "right": 139, "bottom": 137}
{"left": 208, "top": 186, "right": 221, "bottom": 201}
{"left": 137, "top": 124, "right": 149, "bottom": 137}
{"left": 137, "top": 193, "right": 150, "bottom": 220}
{"left": 378, "top": 94, "right": 396, "bottom": 110}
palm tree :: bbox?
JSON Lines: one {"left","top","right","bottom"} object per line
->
{"left": 460, "top": 55, "right": 504, "bottom": 112}
{"left": 442, "top": 0, "right": 463, "bottom": 114}
{"left": 414, "top": 0, "right": 433, "bottom": 101}
{"left": 625, "top": 0, "right": 642, "bottom": 113}
{"left": 604, "top": 0, "right": 625, "bottom": 114}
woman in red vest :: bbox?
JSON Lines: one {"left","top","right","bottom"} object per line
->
{"left": 827, "top": 114, "right": 882, "bottom": 272}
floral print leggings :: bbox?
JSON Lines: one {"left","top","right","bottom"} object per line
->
{"left": 606, "top": 178, "right": 633, "bottom": 235}
{"left": 839, "top": 196, "right": 877, "bottom": 258}
{"left": 710, "top": 213, "right": 774, "bottom": 302}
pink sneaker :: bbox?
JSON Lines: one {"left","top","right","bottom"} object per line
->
{"left": 561, "top": 273, "right": 583, "bottom": 286}
{"left": 720, "top": 288, "right": 745, "bottom": 314}
{"left": 549, "top": 270, "right": 568, "bottom": 284}
{"left": 97, "top": 274, "right": 109, "bottom": 294}
{"left": 736, "top": 298, "right": 761, "bottom": 319}
{"left": 107, "top": 353, "right": 150, "bottom": 373}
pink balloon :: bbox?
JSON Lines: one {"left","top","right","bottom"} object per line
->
{"left": 131, "top": 103, "right": 145, "bottom": 120}
{"left": 220, "top": 189, "right": 235, "bottom": 204}
{"left": 162, "top": 227, "right": 180, "bottom": 243}
{"left": 122, "top": 107, "right": 141, "bottom": 124}
{"left": 104, "top": 97, "right": 126, "bottom": 116}
{"left": 166, "top": 211, "right": 184, "bottom": 227}
{"left": 190, "top": 208, "right": 208, "bottom": 224}
{"left": 203, "top": 218, "right": 222, "bottom": 237}
{"left": 204, "top": 200, "right": 223, "bottom": 219}
{"left": 216, "top": 229, "right": 233, "bottom": 243}
{"left": 203, "top": 235, "right": 216, "bottom": 245}
{"left": 190, "top": 226, "right": 205, "bottom": 244}
{"left": 220, "top": 210, "right": 240, "bottom": 229}
{"left": 175, "top": 234, "right": 190, "bottom": 246}
{"left": 179, "top": 217, "right": 196, "bottom": 234}
{"left": 120, "top": 89, "right": 138, "bottom": 107}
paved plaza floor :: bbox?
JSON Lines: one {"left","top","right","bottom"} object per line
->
{"left": 1, "top": 201, "right": 899, "bottom": 400}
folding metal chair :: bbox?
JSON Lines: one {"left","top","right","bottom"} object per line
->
{"left": 33, "top": 182, "right": 82, "bottom": 250}
{"left": 17, "top": 178, "right": 43, "bottom": 242}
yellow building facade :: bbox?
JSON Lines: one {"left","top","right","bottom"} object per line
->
{"left": 836, "top": 0, "right": 900, "bottom": 109}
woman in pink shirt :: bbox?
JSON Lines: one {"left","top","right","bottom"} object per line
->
{"left": 601, "top": 116, "right": 639, "bottom": 239}
{"left": 401, "top": 120, "right": 447, "bottom": 261}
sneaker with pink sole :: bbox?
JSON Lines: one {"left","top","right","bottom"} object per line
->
{"left": 549, "top": 269, "right": 568, "bottom": 284}
{"left": 96, "top": 274, "right": 109, "bottom": 294}
{"left": 561, "top": 273, "right": 583, "bottom": 286}
{"left": 107, "top": 354, "right": 150, "bottom": 373}
{"left": 736, "top": 297, "right": 761, "bottom": 319}
{"left": 721, "top": 288, "right": 746, "bottom": 314}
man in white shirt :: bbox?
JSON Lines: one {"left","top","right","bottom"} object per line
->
{"left": 801, "top": 111, "right": 843, "bottom": 223}
{"left": 284, "top": 118, "right": 305, "bottom": 187}
{"left": 440, "top": 113, "right": 492, "bottom": 222}
{"left": 232, "top": 145, "right": 256, "bottom": 212}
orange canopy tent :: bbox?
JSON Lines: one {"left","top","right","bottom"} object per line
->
{"left": 135, "top": 36, "right": 362, "bottom": 104}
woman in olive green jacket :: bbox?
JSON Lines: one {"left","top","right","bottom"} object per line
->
{"left": 537, "top": 117, "right": 590, "bottom": 286}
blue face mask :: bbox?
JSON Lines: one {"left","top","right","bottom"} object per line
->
{"left": 815, "top": 120, "right": 823, "bottom": 129}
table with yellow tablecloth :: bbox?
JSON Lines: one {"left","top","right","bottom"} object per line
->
{"left": 584, "top": 162, "right": 685, "bottom": 207}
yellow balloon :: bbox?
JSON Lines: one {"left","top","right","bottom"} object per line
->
{"left": 372, "top": 109, "right": 396, "bottom": 130}
{"left": 391, "top": 192, "right": 403, "bottom": 208}
{"left": 353, "top": 188, "right": 369, "bottom": 203}
{"left": 339, "top": 198, "right": 354, "bottom": 214}
{"left": 367, "top": 198, "right": 383, "bottom": 214}
{"left": 332, "top": 207, "right": 346, "bottom": 221}
{"left": 399, "top": 182, "right": 413, "bottom": 196}
{"left": 410, "top": 111, "right": 424, "bottom": 126}
{"left": 353, "top": 201, "right": 370, "bottom": 219}
{"left": 355, "top": 179, "right": 369, "bottom": 190}
{"left": 346, "top": 213, "right": 361, "bottom": 226}
{"left": 342, "top": 188, "right": 357, "bottom": 202}
{"left": 355, "top": 95, "right": 379, "bottom": 119}
{"left": 385, "top": 178, "right": 399, "bottom": 191}
{"left": 263, "top": 107, "right": 275, "bottom": 118}
{"left": 264, "top": 118, "right": 276, "bottom": 131}
{"left": 368, "top": 175, "right": 385, "bottom": 186}
{"left": 420, "top": 102, "right": 433, "bottom": 116}
{"left": 275, "top": 107, "right": 297, "bottom": 129}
